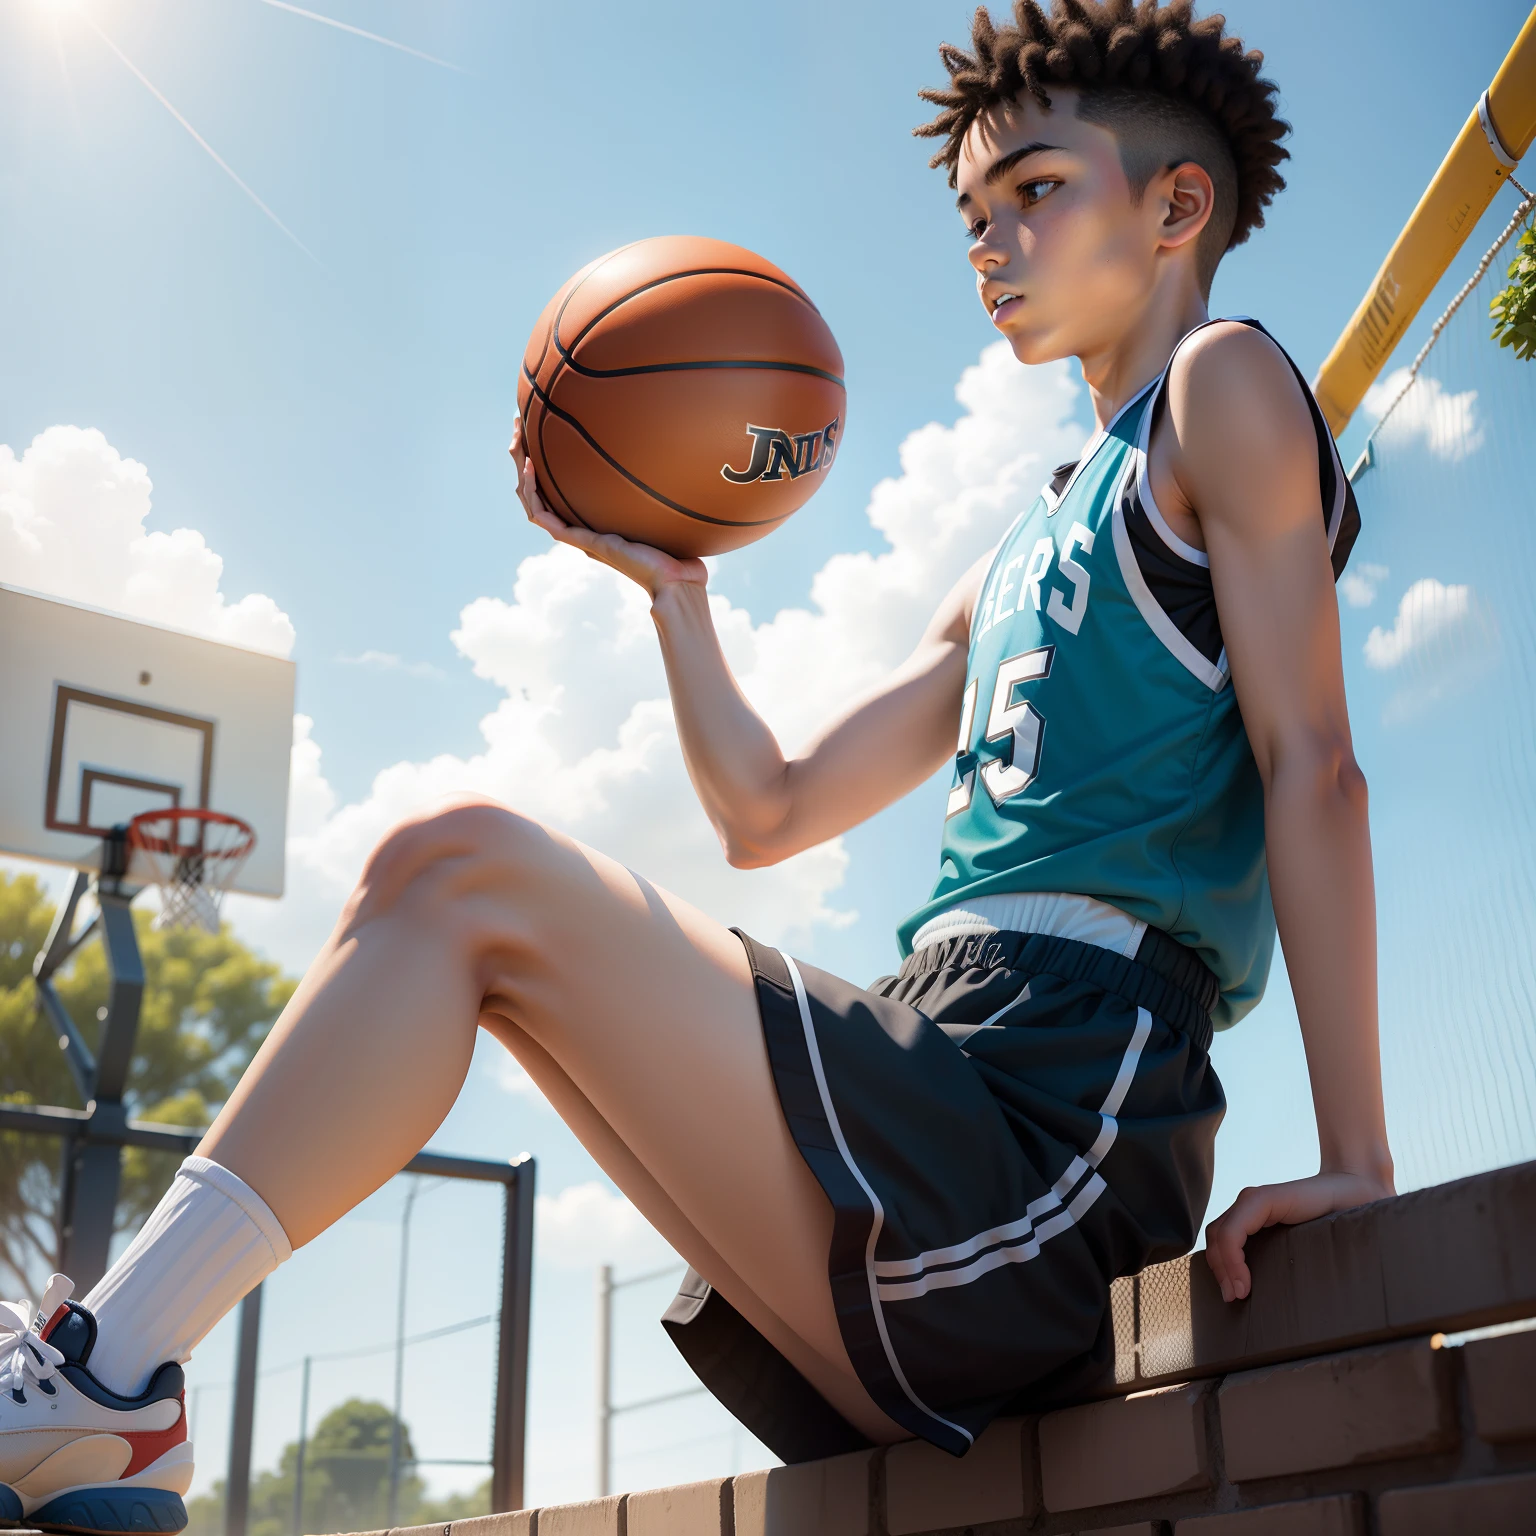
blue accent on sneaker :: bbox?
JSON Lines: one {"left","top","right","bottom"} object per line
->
{"left": 0, "top": 1482, "right": 23, "bottom": 1521}
{"left": 29, "top": 1486, "right": 187, "bottom": 1535}
{"left": 46, "top": 1305, "right": 185, "bottom": 1410}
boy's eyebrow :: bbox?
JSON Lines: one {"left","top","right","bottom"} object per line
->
{"left": 956, "top": 142, "right": 1064, "bottom": 208}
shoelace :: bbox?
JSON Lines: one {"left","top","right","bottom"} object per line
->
{"left": 0, "top": 1274, "right": 72, "bottom": 1400}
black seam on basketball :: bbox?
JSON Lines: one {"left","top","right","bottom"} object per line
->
{"left": 554, "top": 267, "right": 829, "bottom": 367}
{"left": 528, "top": 241, "right": 647, "bottom": 380}
{"left": 535, "top": 264, "right": 630, "bottom": 531}
{"left": 520, "top": 366, "right": 799, "bottom": 530}
{"left": 551, "top": 350, "right": 846, "bottom": 386}
{"left": 526, "top": 387, "right": 593, "bottom": 531}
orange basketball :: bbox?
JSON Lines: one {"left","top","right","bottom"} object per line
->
{"left": 517, "top": 237, "right": 846, "bottom": 559}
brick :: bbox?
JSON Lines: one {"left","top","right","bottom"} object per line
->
{"left": 1378, "top": 1471, "right": 1536, "bottom": 1536}
{"left": 1380, "top": 1162, "right": 1536, "bottom": 1332}
{"left": 1219, "top": 1340, "right": 1453, "bottom": 1481}
{"left": 440, "top": 1514, "right": 535, "bottom": 1536}
{"left": 626, "top": 1477, "right": 729, "bottom": 1536}
{"left": 733, "top": 1450, "right": 871, "bottom": 1536}
{"left": 1465, "top": 1327, "right": 1536, "bottom": 1442}
{"left": 1175, "top": 1495, "right": 1363, "bottom": 1535}
{"left": 536, "top": 1495, "right": 623, "bottom": 1536}
{"left": 1040, "top": 1382, "right": 1211, "bottom": 1512}
{"left": 884, "top": 1418, "right": 1030, "bottom": 1535}
{"left": 1118, "top": 1164, "right": 1536, "bottom": 1393}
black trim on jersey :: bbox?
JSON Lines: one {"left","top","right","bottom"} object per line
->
{"left": 1120, "top": 317, "right": 1362, "bottom": 671}
{"left": 1046, "top": 460, "right": 1078, "bottom": 503}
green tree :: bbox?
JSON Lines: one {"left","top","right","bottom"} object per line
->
{"left": 1490, "top": 224, "right": 1536, "bottom": 360}
{"left": 183, "top": 1398, "right": 491, "bottom": 1536}
{"left": 0, "top": 870, "right": 296, "bottom": 1294}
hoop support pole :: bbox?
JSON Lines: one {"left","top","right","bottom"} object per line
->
{"left": 1313, "top": 8, "right": 1536, "bottom": 435}
{"left": 491, "top": 1156, "right": 536, "bottom": 1514}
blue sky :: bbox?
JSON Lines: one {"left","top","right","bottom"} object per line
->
{"left": 3, "top": 0, "right": 1533, "bottom": 1514}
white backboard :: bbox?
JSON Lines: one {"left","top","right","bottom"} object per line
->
{"left": 0, "top": 584, "right": 296, "bottom": 897}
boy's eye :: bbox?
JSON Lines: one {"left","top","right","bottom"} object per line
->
{"left": 1018, "top": 178, "right": 1058, "bottom": 208}
{"left": 963, "top": 217, "right": 988, "bottom": 242}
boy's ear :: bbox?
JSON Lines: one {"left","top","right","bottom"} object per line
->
{"left": 1154, "top": 161, "right": 1216, "bottom": 255}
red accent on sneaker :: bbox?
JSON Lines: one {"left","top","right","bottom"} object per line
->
{"left": 38, "top": 1306, "right": 69, "bottom": 1342}
{"left": 121, "top": 1394, "right": 187, "bottom": 1477}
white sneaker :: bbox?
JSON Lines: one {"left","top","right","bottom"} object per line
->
{"left": 0, "top": 1276, "right": 192, "bottom": 1534}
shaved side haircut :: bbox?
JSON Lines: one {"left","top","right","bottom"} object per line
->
{"left": 917, "top": 1, "right": 1289, "bottom": 294}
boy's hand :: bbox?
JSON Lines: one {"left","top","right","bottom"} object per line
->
{"left": 510, "top": 417, "right": 707, "bottom": 600}
{"left": 1204, "top": 1168, "right": 1395, "bottom": 1302}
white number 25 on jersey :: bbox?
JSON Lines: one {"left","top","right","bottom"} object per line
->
{"left": 946, "top": 645, "right": 1055, "bottom": 817}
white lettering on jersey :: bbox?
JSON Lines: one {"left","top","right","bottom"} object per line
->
{"left": 1021, "top": 537, "right": 1055, "bottom": 612}
{"left": 990, "top": 555, "right": 1025, "bottom": 628}
{"left": 946, "top": 678, "right": 980, "bottom": 817}
{"left": 980, "top": 646, "right": 1055, "bottom": 804}
{"left": 1046, "top": 522, "right": 1095, "bottom": 636}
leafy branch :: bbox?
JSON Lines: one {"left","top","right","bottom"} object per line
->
{"left": 1490, "top": 224, "right": 1536, "bottom": 360}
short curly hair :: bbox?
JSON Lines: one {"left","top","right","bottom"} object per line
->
{"left": 916, "top": 2, "right": 1289, "bottom": 284}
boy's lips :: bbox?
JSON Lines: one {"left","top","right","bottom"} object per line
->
{"left": 990, "top": 294, "right": 1024, "bottom": 325}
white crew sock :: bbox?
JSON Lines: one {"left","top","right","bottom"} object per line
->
{"left": 81, "top": 1155, "right": 292, "bottom": 1397}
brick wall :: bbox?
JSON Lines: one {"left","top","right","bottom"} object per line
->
{"left": 345, "top": 1162, "right": 1536, "bottom": 1536}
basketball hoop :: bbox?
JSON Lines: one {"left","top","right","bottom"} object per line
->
{"left": 126, "top": 809, "right": 256, "bottom": 933}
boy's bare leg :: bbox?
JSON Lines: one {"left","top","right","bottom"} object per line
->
{"left": 483, "top": 1017, "right": 878, "bottom": 1418}
{"left": 201, "top": 798, "right": 904, "bottom": 1442}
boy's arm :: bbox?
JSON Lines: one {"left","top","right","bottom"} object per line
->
{"left": 512, "top": 431, "right": 980, "bottom": 867}
{"left": 1166, "top": 325, "right": 1396, "bottom": 1304}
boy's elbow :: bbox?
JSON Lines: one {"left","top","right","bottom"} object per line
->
{"left": 1336, "top": 750, "right": 1369, "bottom": 814}
{"left": 1315, "top": 732, "right": 1369, "bottom": 813}
{"left": 719, "top": 825, "right": 786, "bottom": 869}
{"left": 1270, "top": 730, "right": 1368, "bottom": 813}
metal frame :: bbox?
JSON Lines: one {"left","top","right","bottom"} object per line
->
{"left": 0, "top": 864, "right": 538, "bottom": 1525}
{"left": 593, "top": 1262, "right": 699, "bottom": 1496}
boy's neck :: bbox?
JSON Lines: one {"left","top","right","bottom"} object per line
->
{"left": 1078, "top": 282, "right": 1212, "bottom": 429}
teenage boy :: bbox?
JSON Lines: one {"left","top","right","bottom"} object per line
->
{"left": 0, "top": 2, "right": 1394, "bottom": 1526}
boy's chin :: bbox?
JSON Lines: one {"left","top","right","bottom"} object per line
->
{"left": 1001, "top": 329, "right": 1069, "bottom": 368}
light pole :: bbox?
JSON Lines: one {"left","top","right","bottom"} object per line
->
{"left": 593, "top": 1263, "right": 699, "bottom": 1497}
{"left": 386, "top": 1180, "right": 423, "bottom": 1526}
{"left": 290, "top": 1356, "right": 311, "bottom": 1536}
{"left": 594, "top": 1267, "right": 612, "bottom": 1496}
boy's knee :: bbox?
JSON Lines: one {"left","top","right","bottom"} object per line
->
{"left": 358, "top": 797, "right": 543, "bottom": 916}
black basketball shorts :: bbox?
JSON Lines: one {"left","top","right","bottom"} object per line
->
{"left": 661, "top": 923, "right": 1226, "bottom": 1462}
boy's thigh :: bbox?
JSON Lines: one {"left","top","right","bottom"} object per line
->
{"left": 465, "top": 813, "right": 847, "bottom": 1358}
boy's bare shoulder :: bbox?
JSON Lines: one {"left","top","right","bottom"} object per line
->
{"left": 1164, "top": 320, "right": 1317, "bottom": 515}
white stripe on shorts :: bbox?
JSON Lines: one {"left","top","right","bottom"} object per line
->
{"left": 779, "top": 951, "right": 975, "bottom": 1447}
{"left": 873, "top": 1008, "right": 1153, "bottom": 1301}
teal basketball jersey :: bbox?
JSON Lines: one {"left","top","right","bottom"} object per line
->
{"left": 898, "top": 319, "right": 1360, "bottom": 1029}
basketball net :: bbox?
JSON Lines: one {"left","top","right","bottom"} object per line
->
{"left": 125, "top": 809, "right": 256, "bottom": 934}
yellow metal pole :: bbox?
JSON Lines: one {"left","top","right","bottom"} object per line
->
{"left": 1313, "top": 8, "right": 1536, "bottom": 436}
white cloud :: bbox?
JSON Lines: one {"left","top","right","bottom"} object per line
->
{"left": 535, "top": 1181, "right": 675, "bottom": 1270}
{"left": 492, "top": 1052, "right": 551, "bottom": 1106}
{"left": 1340, "top": 561, "right": 1389, "bottom": 608}
{"left": 232, "top": 341, "right": 1090, "bottom": 975}
{"left": 1363, "top": 577, "right": 1497, "bottom": 725}
{"left": 339, "top": 649, "right": 445, "bottom": 679}
{"left": 0, "top": 426, "right": 294, "bottom": 655}
{"left": 1364, "top": 578, "right": 1475, "bottom": 669}
{"left": 1362, "top": 369, "right": 1483, "bottom": 462}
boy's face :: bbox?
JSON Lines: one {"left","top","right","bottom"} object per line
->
{"left": 956, "top": 89, "right": 1166, "bottom": 366}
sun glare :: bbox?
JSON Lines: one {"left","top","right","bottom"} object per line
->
{"left": 25, "top": 0, "right": 463, "bottom": 263}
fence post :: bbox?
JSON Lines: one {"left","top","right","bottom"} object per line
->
{"left": 490, "top": 1156, "right": 535, "bottom": 1513}
{"left": 595, "top": 1265, "right": 613, "bottom": 1497}
{"left": 225, "top": 1283, "right": 263, "bottom": 1536}
{"left": 291, "top": 1355, "right": 311, "bottom": 1536}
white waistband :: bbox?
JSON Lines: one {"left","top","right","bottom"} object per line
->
{"left": 910, "top": 891, "right": 1147, "bottom": 959}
